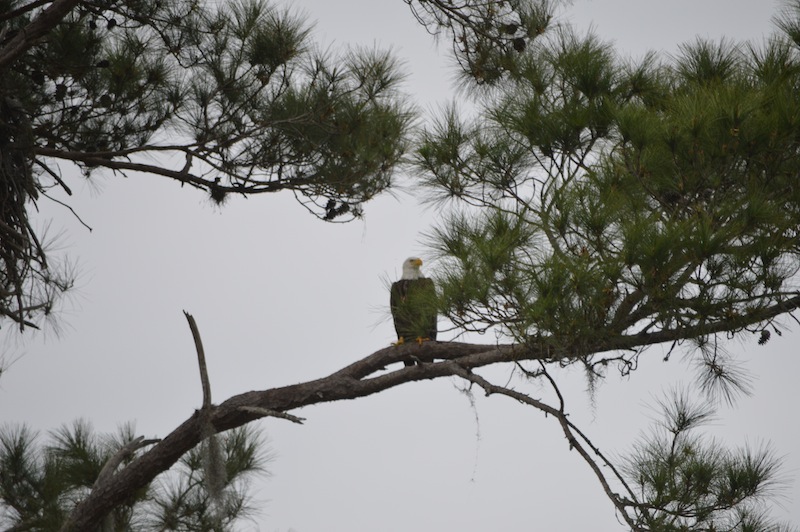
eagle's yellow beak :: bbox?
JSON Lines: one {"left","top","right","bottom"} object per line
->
{"left": 414, "top": 258, "right": 423, "bottom": 267}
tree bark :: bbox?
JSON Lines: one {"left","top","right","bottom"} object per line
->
{"left": 59, "top": 294, "right": 800, "bottom": 531}
{"left": 0, "top": 0, "right": 81, "bottom": 70}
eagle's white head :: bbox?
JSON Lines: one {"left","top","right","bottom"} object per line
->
{"left": 401, "top": 257, "right": 424, "bottom": 280}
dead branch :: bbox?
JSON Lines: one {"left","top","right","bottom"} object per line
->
{"left": 238, "top": 406, "right": 305, "bottom": 424}
{"left": 449, "top": 364, "right": 645, "bottom": 530}
{"left": 184, "top": 311, "right": 212, "bottom": 409}
{"left": 59, "top": 294, "right": 800, "bottom": 531}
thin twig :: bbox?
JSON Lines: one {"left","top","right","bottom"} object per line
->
{"left": 538, "top": 361, "right": 565, "bottom": 411}
{"left": 39, "top": 190, "right": 93, "bottom": 232}
{"left": 450, "top": 365, "right": 643, "bottom": 531}
{"left": 238, "top": 406, "right": 306, "bottom": 424}
{"left": 34, "top": 158, "right": 72, "bottom": 195}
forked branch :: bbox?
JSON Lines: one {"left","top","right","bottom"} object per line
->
{"left": 60, "top": 294, "right": 800, "bottom": 531}
{"left": 449, "top": 364, "right": 644, "bottom": 530}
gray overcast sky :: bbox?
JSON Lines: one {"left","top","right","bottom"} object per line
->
{"left": 1, "top": 1, "right": 797, "bottom": 531}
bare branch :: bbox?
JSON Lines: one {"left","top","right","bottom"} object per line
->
{"left": 238, "top": 406, "right": 305, "bottom": 424}
{"left": 59, "top": 293, "right": 800, "bottom": 531}
{"left": 449, "top": 365, "right": 644, "bottom": 530}
{"left": 38, "top": 190, "right": 92, "bottom": 232}
{"left": 184, "top": 311, "right": 212, "bottom": 409}
{"left": 34, "top": 147, "right": 298, "bottom": 195}
{"left": 93, "top": 436, "right": 160, "bottom": 489}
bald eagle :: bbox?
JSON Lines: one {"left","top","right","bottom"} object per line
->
{"left": 390, "top": 258, "right": 437, "bottom": 364}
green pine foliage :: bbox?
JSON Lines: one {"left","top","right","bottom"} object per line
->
{"left": 4, "top": 0, "right": 800, "bottom": 529}
{"left": 418, "top": 5, "right": 800, "bottom": 370}
{"left": 415, "top": 3, "right": 800, "bottom": 526}
{"left": 622, "top": 390, "right": 788, "bottom": 531}
{"left": 0, "top": 0, "right": 413, "bottom": 332}
{"left": 148, "top": 426, "right": 267, "bottom": 531}
{"left": 405, "top": 0, "right": 554, "bottom": 84}
{"left": 0, "top": 421, "right": 267, "bottom": 531}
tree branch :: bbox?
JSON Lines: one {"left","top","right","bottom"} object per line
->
{"left": 34, "top": 148, "right": 222, "bottom": 192}
{"left": 0, "top": 0, "right": 81, "bottom": 70}
{"left": 449, "top": 365, "right": 645, "bottom": 531}
{"left": 34, "top": 147, "right": 296, "bottom": 194}
{"left": 59, "top": 294, "right": 800, "bottom": 531}
{"left": 93, "top": 436, "right": 160, "bottom": 489}
{"left": 184, "top": 311, "right": 212, "bottom": 409}
{"left": 238, "top": 406, "right": 305, "bottom": 424}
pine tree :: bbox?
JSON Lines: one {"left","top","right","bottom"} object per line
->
{"left": 413, "top": 3, "right": 800, "bottom": 529}
{"left": 4, "top": 1, "right": 800, "bottom": 530}
{"left": 0, "top": 0, "right": 414, "bottom": 331}
{"left": 0, "top": 421, "right": 266, "bottom": 531}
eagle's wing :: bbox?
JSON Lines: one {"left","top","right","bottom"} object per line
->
{"left": 418, "top": 278, "right": 437, "bottom": 341}
{"left": 390, "top": 280, "right": 409, "bottom": 340}
{"left": 391, "top": 278, "right": 437, "bottom": 341}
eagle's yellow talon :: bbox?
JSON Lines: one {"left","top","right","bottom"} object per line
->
{"left": 392, "top": 336, "right": 406, "bottom": 347}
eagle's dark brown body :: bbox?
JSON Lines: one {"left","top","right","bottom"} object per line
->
{"left": 390, "top": 277, "right": 437, "bottom": 343}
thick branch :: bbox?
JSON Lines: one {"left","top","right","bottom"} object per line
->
{"left": 58, "top": 342, "right": 513, "bottom": 532}
{"left": 34, "top": 148, "right": 225, "bottom": 192}
{"left": 0, "top": 0, "right": 81, "bottom": 70}
{"left": 34, "top": 147, "right": 297, "bottom": 194}
{"left": 60, "top": 294, "right": 800, "bottom": 531}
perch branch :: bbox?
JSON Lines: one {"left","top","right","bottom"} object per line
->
{"left": 60, "top": 293, "right": 800, "bottom": 531}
